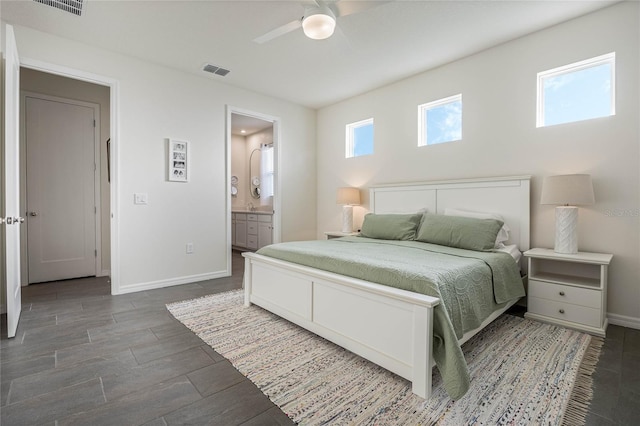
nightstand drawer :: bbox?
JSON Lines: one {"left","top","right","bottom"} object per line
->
{"left": 528, "top": 296, "right": 601, "bottom": 328}
{"left": 528, "top": 279, "right": 601, "bottom": 309}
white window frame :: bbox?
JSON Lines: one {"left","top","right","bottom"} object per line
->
{"left": 536, "top": 52, "right": 615, "bottom": 128}
{"left": 417, "top": 94, "right": 462, "bottom": 147}
{"left": 345, "top": 117, "right": 374, "bottom": 158}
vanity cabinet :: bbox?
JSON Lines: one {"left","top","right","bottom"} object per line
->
{"left": 232, "top": 212, "right": 272, "bottom": 251}
{"left": 257, "top": 215, "right": 273, "bottom": 248}
{"left": 234, "top": 213, "right": 247, "bottom": 248}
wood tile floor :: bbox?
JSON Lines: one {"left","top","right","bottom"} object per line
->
{"left": 1, "top": 251, "right": 638, "bottom": 425}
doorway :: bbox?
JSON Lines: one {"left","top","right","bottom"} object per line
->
{"left": 19, "top": 68, "right": 111, "bottom": 285}
{"left": 226, "top": 107, "right": 281, "bottom": 270}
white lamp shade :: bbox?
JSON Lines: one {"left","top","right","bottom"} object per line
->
{"left": 540, "top": 174, "right": 595, "bottom": 206}
{"left": 336, "top": 187, "right": 361, "bottom": 205}
{"left": 302, "top": 7, "right": 336, "bottom": 40}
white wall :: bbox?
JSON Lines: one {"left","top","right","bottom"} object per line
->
{"left": 5, "top": 24, "right": 316, "bottom": 293}
{"left": 316, "top": 3, "right": 640, "bottom": 324}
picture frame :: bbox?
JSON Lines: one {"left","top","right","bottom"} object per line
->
{"left": 168, "top": 139, "right": 189, "bottom": 182}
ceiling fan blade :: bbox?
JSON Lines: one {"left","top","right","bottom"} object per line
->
{"left": 253, "top": 19, "right": 302, "bottom": 44}
{"left": 332, "top": 0, "right": 393, "bottom": 18}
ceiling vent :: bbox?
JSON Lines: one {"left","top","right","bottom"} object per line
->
{"left": 203, "top": 64, "right": 231, "bottom": 77}
{"left": 34, "top": 0, "right": 84, "bottom": 16}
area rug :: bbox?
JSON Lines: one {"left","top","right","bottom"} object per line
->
{"left": 167, "top": 290, "right": 602, "bottom": 425}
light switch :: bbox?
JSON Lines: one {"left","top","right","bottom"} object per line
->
{"left": 134, "top": 193, "right": 148, "bottom": 205}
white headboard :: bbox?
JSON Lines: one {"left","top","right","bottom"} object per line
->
{"left": 369, "top": 176, "right": 531, "bottom": 251}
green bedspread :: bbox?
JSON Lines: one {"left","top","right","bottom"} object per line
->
{"left": 256, "top": 236, "right": 525, "bottom": 400}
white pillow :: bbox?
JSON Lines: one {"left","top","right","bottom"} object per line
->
{"left": 443, "top": 208, "right": 510, "bottom": 248}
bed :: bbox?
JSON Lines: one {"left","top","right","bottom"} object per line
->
{"left": 242, "top": 175, "right": 531, "bottom": 400}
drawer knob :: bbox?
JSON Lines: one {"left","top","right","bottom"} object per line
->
{"left": 559, "top": 309, "right": 565, "bottom": 314}
{"left": 559, "top": 291, "right": 565, "bottom": 296}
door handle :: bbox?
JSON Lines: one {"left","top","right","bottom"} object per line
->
{"left": 5, "top": 217, "right": 25, "bottom": 225}
{"left": 29, "top": 212, "right": 38, "bottom": 217}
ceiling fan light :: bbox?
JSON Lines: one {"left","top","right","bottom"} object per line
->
{"left": 302, "top": 8, "right": 336, "bottom": 40}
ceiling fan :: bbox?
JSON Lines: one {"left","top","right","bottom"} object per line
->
{"left": 253, "top": 0, "right": 391, "bottom": 44}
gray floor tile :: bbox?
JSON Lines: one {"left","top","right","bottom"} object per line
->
{"left": 129, "top": 330, "right": 206, "bottom": 364}
{"left": 101, "top": 347, "right": 215, "bottom": 400}
{"left": 162, "top": 380, "right": 275, "bottom": 426}
{"left": 0, "top": 378, "right": 106, "bottom": 425}
{"left": 55, "top": 328, "right": 158, "bottom": 368}
{"left": 7, "top": 350, "right": 137, "bottom": 404}
{"left": 241, "top": 407, "right": 295, "bottom": 426}
{"left": 186, "top": 360, "right": 246, "bottom": 397}
{"left": 57, "top": 376, "right": 201, "bottom": 426}
{"left": 0, "top": 353, "right": 56, "bottom": 406}
{"left": 623, "top": 328, "right": 640, "bottom": 355}
{"left": 88, "top": 312, "right": 176, "bottom": 343}
{"left": 611, "top": 389, "right": 640, "bottom": 425}
{"left": 620, "top": 352, "right": 640, "bottom": 393}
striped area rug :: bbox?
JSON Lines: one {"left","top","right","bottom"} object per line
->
{"left": 167, "top": 290, "right": 602, "bottom": 425}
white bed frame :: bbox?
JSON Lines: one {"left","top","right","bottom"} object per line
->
{"left": 243, "top": 175, "right": 531, "bottom": 399}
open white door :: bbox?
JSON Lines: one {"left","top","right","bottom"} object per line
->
{"left": 3, "top": 25, "right": 23, "bottom": 338}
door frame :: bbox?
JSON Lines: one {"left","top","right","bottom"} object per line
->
{"left": 225, "top": 106, "right": 282, "bottom": 273}
{"left": 20, "top": 91, "right": 103, "bottom": 283}
{"left": 18, "top": 57, "right": 122, "bottom": 294}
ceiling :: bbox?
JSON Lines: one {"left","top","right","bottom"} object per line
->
{"left": 231, "top": 113, "right": 273, "bottom": 136}
{"left": 1, "top": 0, "right": 618, "bottom": 109}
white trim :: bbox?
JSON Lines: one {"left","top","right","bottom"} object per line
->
{"left": 99, "top": 269, "right": 111, "bottom": 277}
{"left": 608, "top": 312, "right": 640, "bottom": 330}
{"left": 536, "top": 52, "right": 615, "bottom": 128}
{"left": 417, "top": 93, "right": 462, "bottom": 147}
{"left": 18, "top": 57, "right": 121, "bottom": 295}
{"left": 345, "top": 117, "right": 374, "bottom": 158}
{"left": 114, "top": 270, "right": 228, "bottom": 295}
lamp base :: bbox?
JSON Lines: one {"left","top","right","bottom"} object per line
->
{"left": 554, "top": 206, "right": 578, "bottom": 254}
{"left": 341, "top": 205, "right": 354, "bottom": 233}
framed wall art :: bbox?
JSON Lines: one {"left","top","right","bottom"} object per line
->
{"left": 168, "top": 139, "right": 189, "bottom": 182}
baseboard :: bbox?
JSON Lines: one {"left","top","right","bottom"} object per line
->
{"left": 98, "top": 269, "right": 111, "bottom": 278}
{"left": 114, "top": 270, "right": 230, "bottom": 295}
{"left": 608, "top": 313, "right": 640, "bottom": 330}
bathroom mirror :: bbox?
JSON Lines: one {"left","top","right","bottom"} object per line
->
{"left": 249, "top": 149, "right": 261, "bottom": 199}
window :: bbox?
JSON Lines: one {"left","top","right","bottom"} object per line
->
{"left": 537, "top": 52, "right": 615, "bottom": 127}
{"left": 346, "top": 118, "right": 374, "bottom": 158}
{"left": 418, "top": 94, "right": 462, "bottom": 146}
{"left": 260, "top": 144, "right": 274, "bottom": 201}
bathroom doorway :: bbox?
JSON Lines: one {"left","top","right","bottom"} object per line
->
{"left": 226, "top": 107, "right": 281, "bottom": 263}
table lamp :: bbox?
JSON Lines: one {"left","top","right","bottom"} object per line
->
{"left": 336, "top": 187, "right": 361, "bottom": 233}
{"left": 541, "top": 174, "right": 595, "bottom": 254}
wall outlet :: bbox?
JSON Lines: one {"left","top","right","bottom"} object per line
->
{"left": 186, "top": 243, "right": 194, "bottom": 254}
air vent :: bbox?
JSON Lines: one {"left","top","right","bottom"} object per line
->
{"left": 34, "top": 0, "right": 84, "bottom": 16}
{"left": 203, "top": 64, "right": 231, "bottom": 77}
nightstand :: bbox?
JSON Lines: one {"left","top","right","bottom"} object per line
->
{"left": 523, "top": 248, "right": 612, "bottom": 337}
{"left": 324, "top": 231, "right": 359, "bottom": 239}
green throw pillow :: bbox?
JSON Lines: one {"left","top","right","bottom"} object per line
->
{"left": 360, "top": 213, "right": 422, "bottom": 241}
{"left": 416, "top": 214, "right": 504, "bottom": 251}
